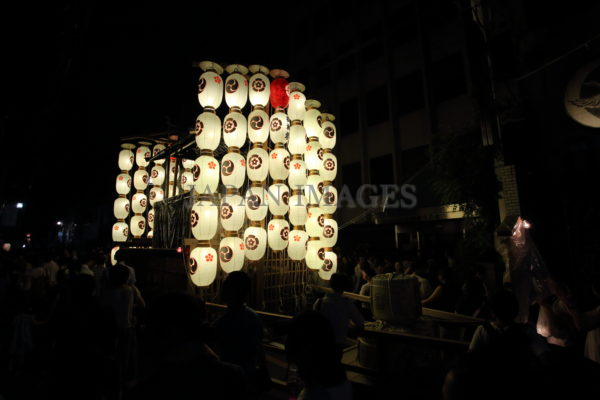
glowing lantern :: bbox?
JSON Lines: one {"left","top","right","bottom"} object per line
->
{"left": 304, "top": 139, "right": 323, "bottom": 171}
{"left": 245, "top": 186, "right": 268, "bottom": 221}
{"left": 287, "top": 82, "right": 306, "bottom": 122}
{"left": 306, "top": 207, "right": 325, "bottom": 238}
{"left": 269, "top": 146, "right": 290, "bottom": 180}
{"left": 219, "top": 236, "right": 245, "bottom": 273}
{"left": 269, "top": 69, "right": 290, "bottom": 109}
{"left": 113, "top": 197, "right": 130, "bottom": 219}
{"left": 305, "top": 173, "right": 323, "bottom": 205}
{"left": 134, "top": 170, "right": 149, "bottom": 191}
{"left": 197, "top": 61, "right": 224, "bottom": 110}
{"left": 130, "top": 215, "right": 146, "bottom": 237}
{"left": 223, "top": 111, "right": 247, "bottom": 148}
{"left": 248, "top": 109, "right": 269, "bottom": 143}
{"left": 220, "top": 193, "right": 245, "bottom": 231}
{"left": 149, "top": 187, "right": 164, "bottom": 206}
{"left": 221, "top": 151, "right": 246, "bottom": 189}
{"left": 116, "top": 173, "right": 132, "bottom": 195}
{"left": 320, "top": 113, "right": 337, "bottom": 149}
{"left": 244, "top": 226, "right": 267, "bottom": 261}
{"left": 152, "top": 143, "right": 166, "bottom": 160}
{"left": 319, "top": 251, "right": 338, "bottom": 280}
{"left": 150, "top": 165, "right": 165, "bottom": 186}
{"left": 148, "top": 208, "right": 155, "bottom": 229}
{"left": 288, "top": 230, "right": 308, "bottom": 260}
{"left": 147, "top": 230, "right": 154, "bottom": 238}
{"left": 304, "top": 100, "right": 322, "bottom": 139}
{"left": 321, "top": 217, "right": 338, "bottom": 248}
{"left": 319, "top": 184, "right": 338, "bottom": 215}
{"left": 191, "top": 199, "right": 219, "bottom": 240}
{"left": 112, "top": 222, "right": 129, "bottom": 242}
{"left": 224, "top": 64, "right": 249, "bottom": 109}
{"left": 118, "top": 144, "right": 135, "bottom": 170}
{"left": 110, "top": 246, "right": 119, "bottom": 266}
{"left": 289, "top": 158, "right": 307, "bottom": 191}
{"left": 136, "top": 145, "right": 151, "bottom": 167}
{"left": 189, "top": 246, "right": 217, "bottom": 287}
{"left": 131, "top": 193, "right": 148, "bottom": 214}
{"left": 181, "top": 171, "right": 194, "bottom": 191}
{"left": 246, "top": 147, "right": 268, "bottom": 182}
{"left": 248, "top": 65, "right": 270, "bottom": 107}
{"left": 320, "top": 152, "right": 337, "bottom": 181}
{"left": 195, "top": 112, "right": 221, "bottom": 151}
{"left": 193, "top": 155, "right": 220, "bottom": 194}
{"left": 268, "top": 183, "right": 290, "bottom": 216}
{"left": 288, "top": 124, "right": 307, "bottom": 155}
{"left": 268, "top": 218, "right": 289, "bottom": 251}
{"left": 289, "top": 192, "right": 308, "bottom": 226}
{"left": 270, "top": 112, "right": 289, "bottom": 144}
{"left": 306, "top": 239, "right": 325, "bottom": 270}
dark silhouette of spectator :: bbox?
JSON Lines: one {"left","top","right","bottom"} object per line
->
{"left": 286, "top": 310, "right": 351, "bottom": 399}
{"left": 422, "top": 268, "right": 461, "bottom": 312}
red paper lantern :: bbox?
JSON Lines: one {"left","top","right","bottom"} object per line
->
{"left": 270, "top": 78, "right": 289, "bottom": 108}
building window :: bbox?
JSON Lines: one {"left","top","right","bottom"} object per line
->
{"left": 369, "top": 154, "right": 394, "bottom": 187}
{"left": 341, "top": 162, "right": 362, "bottom": 197}
{"left": 401, "top": 145, "right": 429, "bottom": 179}
{"left": 366, "top": 85, "right": 389, "bottom": 126}
{"left": 337, "top": 54, "right": 356, "bottom": 76}
{"left": 390, "top": 6, "right": 417, "bottom": 47}
{"left": 339, "top": 98, "right": 359, "bottom": 135}
{"left": 431, "top": 53, "right": 467, "bottom": 103}
{"left": 395, "top": 70, "right": 425, "bottom": 115}
{"left": 361, "top": 39, "right": 384, "bottom": 64}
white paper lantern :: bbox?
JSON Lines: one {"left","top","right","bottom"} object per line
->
{"left": 304, "top": 106, "right": 322, "bottom": 139}
{"left": 193, "top": 155, "right": 220, "bottom": 194}
{"left": 148, "top": 208, "right": 155, "bottom": 229}
{"left": 168, "top": 160, "right": 178, "bottom": 182}
{"left": 245, "top": 187, "right": 268, "bottom": 221}
{"left": 244, "top": 226, "right": 267, "bottom": 261}
{"left": 320, "top": 118, "right": 337, "bottom": 150}
{"left": 153, "top": 143, "right": 166, "bottom": 159}
{"left": 270, "top": 112, "right": 289, "bottom": 144}
{"left": 305, "top": 174, "right": 323, "bottom": 205}
{"left": 288, "top": 230, "right": 308, "bottom": 260}
{"left": 136, "top": 146, "right": 151, "bottom": 167}
{"left": 189, "top": 246, "right": 217, "bottom": 287}
{"left": 267, "top": 183, "right": 290, "bottom": 216}
{"left": 306, "top": 207, "right": 325, "bottom": 237}
{"left": 131, "top": 193, "right": 148, "bottom": 214}
{"left": 322, "top": 217, "right": 338, "bottom": 248}
{"left": 304, "top": 140, "right": 323, "bottom": 171}
{"left": 195, "top": 112, "right": 221, "bottom": 151}
{"left": 289, "top": 159, "right": 307, "bottom": 191}
{"left": 181, "top": 171, "right": 194, "bottom": 191}
{"left": 221, "top": 152, "right": 246, "bottom": 189}
{"left": 248, "top": 65, "right": 270, "bottom": 107}
{"left": 116, "top": 173, "right": 132, "bottom": 195}
{"left": 223, "top": 112, "right": 247, "bottom": 148}
{"left": 248, "top": 109, "right": 269, "bottom": 143}
{"left": 147, "top": 230, "right": 154, "bottom": 238}
{"left": 219, "top": 236, "right": 245, "bottom": 273}
{"left": 288, "top": 124, "right": 307, "bottom": 155}
{"left": 269, "top": 147, "right": 290, "bottom": 180}
{"left": 113, "top": 198, "right": 130, "bottom": 219}
{"left": 191, "top": 200, "right": 219, "bottom": 240}
{"left": 246, "top": 147, "right": 268, "bottom": 182}
{"left": 268, "top": 218, "right": 289, "bottom": 251}
{"left": 130, "top": 215, "right": 146, "bottom": 237}
{"left": 306, "top": 239, "right": 325, "bottom": 270}
{"left": 220, "top": 194, "right": 245, "bottom": 231}
{"left": 112, "top": 222, "right": 129, "bottom": 242}
{"left": 320, "top": 185, "right": 338, "bottom": 215}
{"left": 110, "top": 246, "right": 119, "bottom": 266}
{"left": 150, "top": 165, "right": 165, "bottom": 186}
{"left": 289, "top": 193, "right": 308, "bottom": 226}
{"left": 182, "top": 159, "right": 195, "bottom": 170}
{"left": 319, "top": 251, "right": 338, "bottom": 280}
{"left": 288, "top": 83, "right": 306, "bottom": 121}
{"left": 320, "top": 153, "right": 337, "bottom": 181}
{"left": 198, "top": 70, "right": 223, "bottom": 109}
{"left": 118, "top": 149, "right": 134, "bottom": 171}
{"left": 134, "top": 170, "right": 149, "bottom": 191}
{"left": 224, "top": 68, "right": 248, "bottom": 109}
{"left": 149, "top": 187, "right": 164, "bottom": 206}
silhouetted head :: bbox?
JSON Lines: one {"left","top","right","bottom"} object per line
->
{"left": 109, "top": 264, "right": 130, "bottom": 288}
{"left": 329, "top": 273, "right": 348, "bottom": 294}
{"left": 221, "top": 270, "right": 251, "bottom": 308}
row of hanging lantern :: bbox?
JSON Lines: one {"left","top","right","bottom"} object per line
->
{"left": 188, "top": 60, "right": 338, "bottom": 287}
